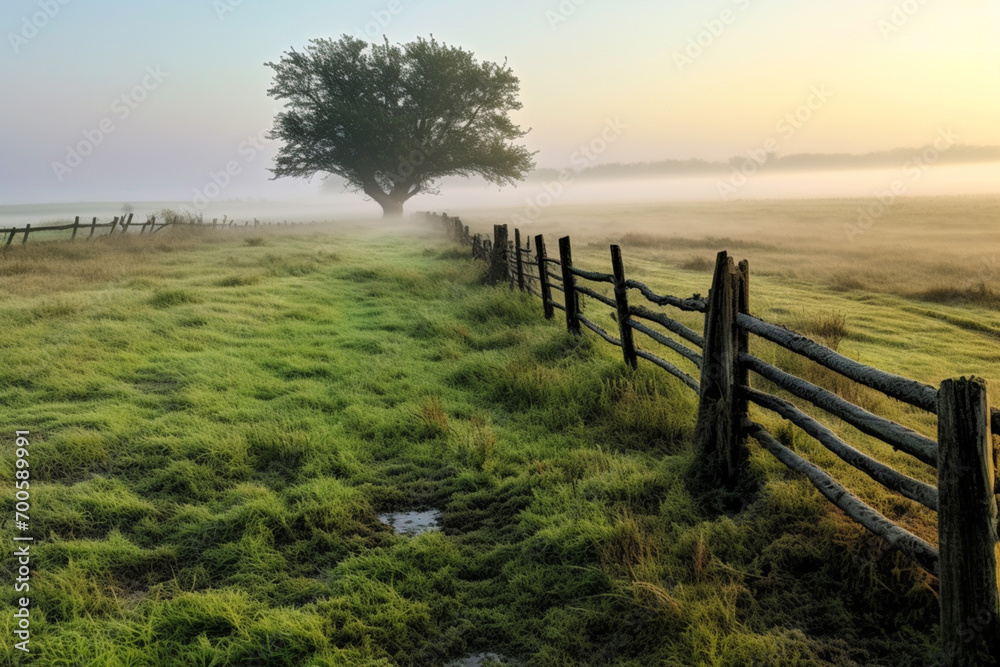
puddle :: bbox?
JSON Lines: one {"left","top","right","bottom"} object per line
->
{"left": 378, "top": 509, "right": 442, "bottom": 536}
{"left": 447, "top": 653, "right": 506, "bottom": 666}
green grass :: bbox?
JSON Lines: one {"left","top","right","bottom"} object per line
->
{"left": 0, "top": 224, "right": 954, "bottom": 665}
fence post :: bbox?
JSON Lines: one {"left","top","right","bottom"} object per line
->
{"left": 515, "top": 229, "right": 526, "bottom": 292}
{"left": 121, "top": 213, "right": 133, "bottom": 234}
{"left": 487, "top": 224, "right": 509, "bottom": 285}
{"left": 508, "top": 240, "right": 517, "bottom": 290}
{"left": 71, "top": 216, "right": 80, "bottom": 240}
{"left": 88, "top": 217, "right": 97, "bottom": 239}
{"left": 535, "top": 235, "right": 554, "bottom": 320}
{"left": 558, "top": 236, "right": 580, "bottom": 335}
{"left": 5, "top": 229, "right": 14, "bottom": 246}
{"left": 109, "top": 216, "right": 119, "bottom": 235}
{"left": 693, "top": 251, "right": 745, "bottom": 493}
{"left": 937, "top": 377, "right": 1000, "bottom": 667}
{"left": 610, "top": 245, "right": 638, "bottom": 369}
{"left": 735, "top": 260, "right": 750, "bottom": 425}
{"left": 22, "top": 224, "right": 30, "bottom": 245}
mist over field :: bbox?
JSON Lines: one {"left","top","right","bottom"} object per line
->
{"left": 5, "top": 160, "right": 1000, "bottom": 229}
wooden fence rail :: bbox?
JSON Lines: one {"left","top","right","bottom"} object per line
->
{"left": 425, "top": 211, "right": 1000, "bottom": 667}
{"left": 0, "top": 214, "right": 318, "bottom": 246}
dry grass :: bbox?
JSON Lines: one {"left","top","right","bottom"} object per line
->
{"left": 0, "top": 229, "right": 214, "bottom": 297}
{"left": 466, "top": 195, "right": 1000, "bottom": 299}
{"left": 916, "top": 282, "right": 1000, "bottom": 310}
{"left": 0, "top": 223, "right": 335, "bottom": 297}
{"left": 415, "top": 396, "right": 449, "bottom": 438}
{"left": 793, "top": 310, "right": 848, "bottom": 351}
{"left": 679, "top": 256, "right": 715, "bottom": 272}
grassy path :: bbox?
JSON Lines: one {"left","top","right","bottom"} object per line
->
{"left": 0, "top": 227, "right": 940, "bottom": 665}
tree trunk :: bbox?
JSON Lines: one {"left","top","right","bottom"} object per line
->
{"left": 364, "top": 183, "right": 408, "bottom": 218}
{"left": 380, "top": 196, "right": 405, "bottom": 218}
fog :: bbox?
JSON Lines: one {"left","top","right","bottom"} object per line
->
{"left": 2, "top": 162, "right": 999, "bottom": 228}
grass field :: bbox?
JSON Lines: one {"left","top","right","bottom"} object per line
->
{"left": 0, "top": 202, "right": 994, "bottom": 666}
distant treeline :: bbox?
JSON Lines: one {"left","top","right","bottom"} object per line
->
{"left": 527, "top": 144, "right": 1000, "bottom": 180}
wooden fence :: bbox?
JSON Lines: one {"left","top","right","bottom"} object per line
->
{"left": 0, "top": 214, "right": 311, "bottom": 246}
{"left": 429, "top": 211, "right": 1000, "bottom": 667}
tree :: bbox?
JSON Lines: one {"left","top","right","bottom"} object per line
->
{"left": 266, "top": 35, "right": 535, "bottom": 217}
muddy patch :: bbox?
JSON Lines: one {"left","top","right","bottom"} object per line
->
{"left": 379, "top": 509, "right": 442, "bottom": 536}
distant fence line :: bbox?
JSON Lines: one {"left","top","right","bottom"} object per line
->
{"left": 426, "top": 211, "right": 1000, "bottom": 667}
{"left": 0, "top": 214, "right": 315, "bottom": 246}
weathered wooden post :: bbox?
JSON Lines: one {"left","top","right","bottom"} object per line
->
{"left": 735, "top": 260, "right": 750, "bottom": 424}
{"left": 937, "top": 376, "right": 1000, "bottom": 667}
{"left": 693, "top": 251, "right": 745, "bottom": 492}
{"left": 487, "top": 224, "right": 509, "bottom": 285}
{"left": 121, "top": 213, "right": 133, "bottom": 234}
{"left": 109, "top": 217, "right": 119, "bottom": 235}
{"left": 22, "top": 224, "right": 30, "bottom": 245}
{"left": 610, "top": 245, "right": 638, "bottom": 369}
{"left": 5, "top": 229, "right": 15, "bottom": 246}
{"left": 88, "top": 217, "right": 97, "bottom": 239}
{"left": 515, "top": 229, "right": 527, "bottom": 292}
{"left": 535, "top": 235, "right": 554, "bottom": 320}
{"left": 71, "top": 216, "right": 80, "bottom": 240}
{"left": 558, "top": 236, "right": 580, "bottom": 335}
{"left": 507, "top": 240, "right": 517, "bottom": 290}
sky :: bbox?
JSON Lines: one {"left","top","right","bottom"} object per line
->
{"left": 1, "top": 0, "right": 998, "bottom": 209}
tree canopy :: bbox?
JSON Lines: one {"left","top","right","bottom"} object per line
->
{"left": 266, "top": 35, "right": 535, "bottom": 217}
